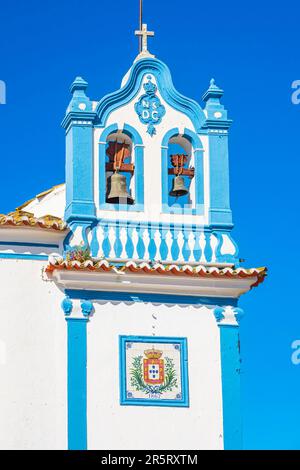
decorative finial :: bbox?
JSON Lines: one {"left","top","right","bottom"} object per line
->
{"left": 202, "top": 78, "right": 224, "bottom": 102}
{"left": 70, "top": 76, "right": 88, "bottom": 95}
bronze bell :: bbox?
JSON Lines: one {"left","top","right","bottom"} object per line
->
{"left": 106, "top": 171, "right": 134, "bottom": 205}
{"left": 169, "top": 175, "right": 189, "bottom": 197}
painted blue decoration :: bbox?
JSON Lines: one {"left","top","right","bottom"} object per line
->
{"left": 66, "top": 289, "right": 238, "bottom": 308}
{"left": 66, "top": 317, "right": 88, "bottom": 450}
{"left": 134, "top": 76, "right": 166, "bottom": 136}
{"left": 61, "top": 297, "right": 73, "bottom": 316}
{"left": 81, "top": 300, "right": 93, "bottom": 317}
{"left": 0, "top": 253, "right": 49, "bottom": 261}
{"left": 233, "top": 307, "right": 244, "bottom": 323}
{"left": 219, "top": 325, "right": 242, "bottom": 449}
{"left": 119, "top": 336, "right": 189, "bottom": 407}
{"left": 0, "top": 241, "right": 59, "bottom": 248}
{"left": 213, "top": 306, "right": 225, "bottom": 323}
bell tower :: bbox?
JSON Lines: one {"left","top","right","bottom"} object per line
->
{"left": 54, "top": 21, "right": 266, "bottom": 450}
{"left": 62, "top": 58, "right": 238, "bottom": 266}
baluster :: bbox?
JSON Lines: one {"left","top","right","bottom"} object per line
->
{"left": 142, "top": 228, "right": 150, "bottom": 260}
{"left": 204, "top": 231, "right": 213, "bottom": 263}
{"left": 120, "top": 227, "right": 128, "bottom": 259}
{"left": 114, "top": 223, "right": 123, "bottom": 259}
{"left": 159, "top": 227, "right": 168, "bottom": 262}
{"left": 199, "top": 232, "right": 206, "bottom": 263}
{"left": 96, "top": 225, "right": 104, "bottom": 258}
{"left": 193, "top": 231, "right": 201, "bottom": 262}
{"left": 177, "top": 231, "right": 184, "bottom": 262}
{"left": 182, "top": 229, "right": 191, "bottom": 262}
{"left": 154, "top": 229, "right": 162, "bottom": 261}
{"left": 137, "top": 224, "right": 145, "bottom": 260}
{"left": 188, "top": 232, "right": 196, "bottom": 262}
{"left": 165, "top": 230, "right": 173, "bottom": 261}
{"left": 108, "top": 226, "right": 116, "bottom": 258}
{"left": 125, "top": 224, "right": 134, "bottom": 259}
{"left": 171, "top": 228, "right": 180, "bottom": 261}
{"left": 132, "top": 228, "right": 139, "bottom": 260}
{"left": 102, "top": 223, "right": 111, "bottom": 258}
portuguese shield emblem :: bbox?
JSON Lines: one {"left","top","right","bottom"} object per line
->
{"left": 143, "top": 348, "right": 164, "bottom": 385}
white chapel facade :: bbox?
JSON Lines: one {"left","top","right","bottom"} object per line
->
{"left": 0, "top": 26, "right": 266, "bottom": 450}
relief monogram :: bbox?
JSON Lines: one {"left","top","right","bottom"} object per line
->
{"left": 134, "top": 76, "right": 166, "bottom": 136}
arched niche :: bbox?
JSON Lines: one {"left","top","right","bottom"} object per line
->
{"left": 99, "top": 124, "right": 144, "bottom": 211}
{"left": 161, "top": 128, "right": 204, "bottom": 215}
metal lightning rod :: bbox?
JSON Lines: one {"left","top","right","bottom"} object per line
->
{"left": 139, "top": 0, "right": 143, "bottom": 52}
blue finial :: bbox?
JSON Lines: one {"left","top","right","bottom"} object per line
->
{"left": 70, "top": 76, "right": 88, "bottom": 95}
{"left": 202, "top": 78, "right": 224, "bottom": 102}
{"left": 66, "top": 75, "right": 92, "bottom": 113}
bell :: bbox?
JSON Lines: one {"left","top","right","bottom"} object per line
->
{"left": 169, "top": 175, "right": 189, "bottom": 197}
{"left": 106, "top": 171, "right": 134, "bottom": 205}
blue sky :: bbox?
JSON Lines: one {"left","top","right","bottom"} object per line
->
{"left": 1, "top": 0, "right": 299, "bottom": 449}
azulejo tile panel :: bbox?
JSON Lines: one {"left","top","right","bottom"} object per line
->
{"left": 119, "top": 336, "right": 189, "bottom": 407}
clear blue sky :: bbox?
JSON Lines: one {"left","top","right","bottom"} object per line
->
{"left": 0, "top": 0, "right": 299, "bottom": 449}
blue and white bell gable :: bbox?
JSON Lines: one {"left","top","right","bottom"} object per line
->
{"left": 62, "top": 56, "right": 238, "bottom": 265}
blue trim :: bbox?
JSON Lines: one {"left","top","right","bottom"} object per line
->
{"left": 99, "top": 124, "right": 144, "bottom": 212}
{"left": 65, "top": 289, "right": 238, "bottom": 307}
{"left": 66, "top": 317, "right": 88, "bottom": 450}
{"left": 95, "top": 58, "right": 206, "bottom": 132}
{"left": 0, "top": 241, "right": 59, "bottom": 248}
{"left": 119, "top": 335, "right": 189, "bottom": 407}
{"left": 219, "top": 325, "right": 242, "bottom": 449}
{"left": 61, "top": 297, "right": 73, "bottom": 316}
{"left": 0, "top": 253, "right": 48, "bottom": 260}
{"left": 208, "top": 133, "right": 232, "bottom": 225}
{"left": 64, "top": 117, "right": 96, "bottom": 223}
{"left": 161, "top": 128, "right": 204, "bottom": 215}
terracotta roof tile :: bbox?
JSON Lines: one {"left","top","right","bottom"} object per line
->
{"left": 46, "top": 257, "right": 267, "bottom": 288}
{"left": 0, "top": 210, "right": 67, "bottom": 231}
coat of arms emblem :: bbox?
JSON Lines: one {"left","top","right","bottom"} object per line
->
{"left": 143, "top": 348, "right": 164, "bottom": 385}
{"left": 130, "top": 346, "right": 177, "bottom": 399}
{"left": 120, "top": 336, "right": 189, "bottom": 406}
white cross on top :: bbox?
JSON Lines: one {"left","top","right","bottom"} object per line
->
{"left": 135, "top": 23, "right": 154, "bottom": 53}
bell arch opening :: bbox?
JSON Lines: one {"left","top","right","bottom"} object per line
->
{"left": 167, "top": 135, "right": 195, "bottom": 210}
{"left": 105, "top": 131, "right": 135, "bottom": 206}
{"left": 161, "top": 128, "right": 204, "bottom": 215}
{"left": 98, "top": 123, "right": 144, "bottom": 212}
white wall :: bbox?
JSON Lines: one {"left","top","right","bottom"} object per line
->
{"left": 0, "top": 257, "right": 224, "bottom": 450}
{"left": 0, "top": 258, "right": 67, "bottom": 450}
{"left": 87, "top": 301, "right": 223, "bottom": 450}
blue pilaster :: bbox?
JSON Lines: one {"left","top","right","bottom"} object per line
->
{"left": 66, "top": 317, "right": 88, "bottom": 450}
{"left": 61, "top": 297, "right": 93, "bottom": 450}
{"left": 202, "top": 79, "right": 233, "bottom": 226}
{"left": 214, "top": 306, "right": 243, "bottom": 450}
{"left": 62, "top": 77, "right": 97, "bottom": 224}
{"left": 219, "top": 325, "right": 242, "bottom": 449}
